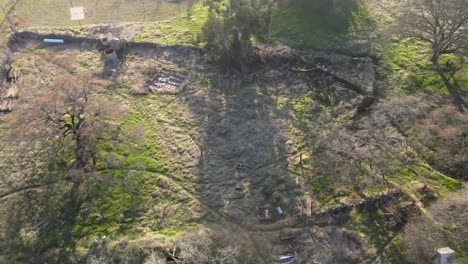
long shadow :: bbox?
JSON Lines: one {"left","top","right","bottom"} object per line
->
{"left": 187, "top": 67, "right": 302, "bottom": 262}
{"left": 1, "top": 167, "right": 151, "bottom": 263}
{"left": 437, "top": 67, "right": 467, "bottom": 112}
{"left": 184, "top": 54, "right": 381, "bottom": 262}
{"left": 0, "top": 169, "right": 75, "bottom": 263}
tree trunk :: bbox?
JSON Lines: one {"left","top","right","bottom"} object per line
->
{"left": 74, "top": 134, "right": 86, "bottom": 168}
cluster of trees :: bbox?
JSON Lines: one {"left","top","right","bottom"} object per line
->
{"left": 198, "top": 0, "right": 466, "bottom": 87}
{"left": 200, "top": 0, "right": 363, "bottom": 71}
{"left": 201, "top": 0, "right": 276, "bottom": 72}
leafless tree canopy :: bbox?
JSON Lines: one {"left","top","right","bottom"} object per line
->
{"left": 6, "top": 75, "right": 126, "bottom": 172}
{"left": 400, "top": 0, "right": 468, "bottom": 63}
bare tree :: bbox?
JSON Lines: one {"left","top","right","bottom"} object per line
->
{"left": 414, "top": 105, "right": 468, "bottom": 179}
{"left": 400, "top": 0, "right": 467, "bottom": 64}
{"left": 399, "top": 0, "right": 467, "bottom": 110}
{"left": 4, "top": 75, "right": 126, "bottom": 204}
{"left": 14, "top": 76, "right": 125, "bottom": 168}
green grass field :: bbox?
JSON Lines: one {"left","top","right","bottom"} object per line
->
{"left": 12, "top": 0, "right": 188, "bottom": 27}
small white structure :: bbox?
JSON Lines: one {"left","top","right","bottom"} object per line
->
{"left": 70, "top": 7, "right": 85, "bottom": 21}
{"left": 434, "top": 247, "right": 456, "bottom": 264}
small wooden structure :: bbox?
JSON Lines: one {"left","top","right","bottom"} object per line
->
{"left": 147, "top": 68, "right": 187, "bottom": 93}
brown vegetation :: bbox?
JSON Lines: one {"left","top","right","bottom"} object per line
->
{"left": 402, "top": 186, "right": 468, "bottom": 263}
{"left": 414, "top": 105, "right": 468, "bottom": 179}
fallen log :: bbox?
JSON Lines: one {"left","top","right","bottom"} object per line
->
{"left": 291, "top": 65, "right": 368, "bottom": 96}
{"left": 291, "top": 51, "right": 370, "bottom": 96}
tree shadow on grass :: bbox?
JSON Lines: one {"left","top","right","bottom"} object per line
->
{"left": 0, "top": 172, "right": 78, "bottom": 263}
{"left": 439, "top": 68, "right": 468, "bottom": 112}
{"left": 186, "top": 67, "right": 304, "bottom": 262}
{"left": 1, "top": 166, "right": 150, "bottom": 263}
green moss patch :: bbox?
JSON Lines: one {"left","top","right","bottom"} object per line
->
{"left": 387, "top": 153, "right": 462, "bottom": 198}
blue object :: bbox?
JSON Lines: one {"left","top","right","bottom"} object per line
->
{"left": 43, "top": 38, "right": 64, "bottom": 44}
{"left": 276, "top": 207, "right": 283, "bottom": 216}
